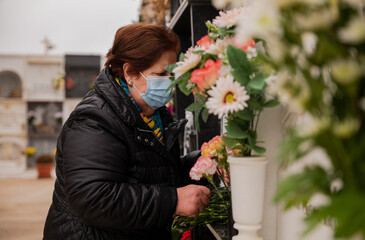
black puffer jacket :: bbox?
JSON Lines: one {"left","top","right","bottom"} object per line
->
{"left": 43, "top": 69, "right": 200, "bottom": 240}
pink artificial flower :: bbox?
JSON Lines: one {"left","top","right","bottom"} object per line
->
{"left": 190, "top": 59, "right": 221, "bottom": 92}
{"left": 167, "top": 105, "right": 174, "bottom": 116}
{"left": 197, "top": 35, "right": 215, "bottom": 49}
{"left": 190, "top": 156, "right": 218, "bottom": 181}
{"left": 233, "top": 38, "right": 255, "bottom": 53}
{"left": 181, "top": 230, "right": 192, "bottom": 240}
{"left": 201, "top": 135, "right": 223, "bottom": 158}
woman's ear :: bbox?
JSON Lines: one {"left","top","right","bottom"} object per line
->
{"left": 122, "top": 63, "right": 134, "bottom": 85}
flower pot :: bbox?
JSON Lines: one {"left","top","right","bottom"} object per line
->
{"left": 36, "top": 163, "right": 53, "bottom": 178}
{"left": 228, "top": 155, "right": 268, "bottom": 240}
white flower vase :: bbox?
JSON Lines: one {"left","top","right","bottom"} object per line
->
{"left": 228, "top": 155, "right": 268, "bottom": 240}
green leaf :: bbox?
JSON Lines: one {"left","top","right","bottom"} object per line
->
{"left": 222, "top": 135, "right": 240, "bottom": 148}
{"left": 247, "top": 98, "right": 263, "bottom": 111}
{"left": 304, "top": 191, "right": 365, "bottom": 238}
{"left": 195, "top": 94, "right": 206, "bottom": 104}
{"left": 179, "top": 53, "right": 185, "bottom": 62}
{"left": 185, "top": 103, "right": 202, "bottom": 112}
{"left": 274, "top": 166, "right": 330, "bottom": 209}
{"left": 178, "top": 81, "right": 192, "bottom": 96}
{"left": 201, "top": 108, "right": 209, "bottom": 123}
{"left": 164, "top": 64, "right": 177, "bottom": 73}
{"left": 194, "top": 106, "right": 203, "bottom": 132}
{"left": 231, "top": 68, "right": 250, "bottom": 85}
{"left": 252, "top": 145, "right": 266, "bottom": 155}
{"left": 235, "top": 109, "right": 254, "bottom": 121}
{"left": 193, "top": 50, "right": 205, "bottom": 54}
{"left": 227, "top": 45, "right": 250, "bottom": 71}
{"left": 248, "top": 73, "right": 266, "bottom": 90}
{"left": 264, "top": 99, "right": 280, "bottom": 108}
{"left": 226, "top": 121, "right": 249, "bottom": 139}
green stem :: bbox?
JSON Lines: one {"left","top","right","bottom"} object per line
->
{"left": 206, "top": 175, "right": 224, "bottom": 200}
{"left": 216, "top": 168, "right": 231, "bottom": 198}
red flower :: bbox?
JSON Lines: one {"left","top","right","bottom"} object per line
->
{"left": 181, "top": 230, "right": 192, "bottom": 240}
{"left": 190, "top": 59, "right": 221, "bottom": 92}
{"left": 233, "top": 38, "right": 255, "bottom": 52}
{"left": 66, "top": 76, "right": 74, "bottom": 90}
{"left": 197, "top": 35, "right": 214, "bottom": 49}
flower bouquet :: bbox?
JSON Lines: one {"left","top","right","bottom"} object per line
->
{"left": 232, "top": 0, "right": 365, "bottom": 238}
{"left": 165, "top": 8, "right": 279, "bottom": 157}
{"left": 172, "top": 136, "right": 232, "bottom": 240}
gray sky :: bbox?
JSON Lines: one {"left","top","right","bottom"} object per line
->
{"left": 0, "top": 0, "right": 141, "bottom": 55}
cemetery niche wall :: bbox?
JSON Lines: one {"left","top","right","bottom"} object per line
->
{"left": 65, "top": 55, "right": 101, "bottom": 98}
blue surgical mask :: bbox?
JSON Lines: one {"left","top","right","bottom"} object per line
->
{"left": 131, "top": 72, "right": 173, "bottom": 109}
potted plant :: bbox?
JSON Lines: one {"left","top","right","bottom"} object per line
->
{"left": 35, "top": 154, "right": 54, "bottom": 178}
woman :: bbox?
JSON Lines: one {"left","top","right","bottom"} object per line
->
{"left": 43, "top": 23, "right": 210, "bottom": 240}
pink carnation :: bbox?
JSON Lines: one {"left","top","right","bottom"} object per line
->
{"left": 189, "top": 156, "right": 218, "bottom": 181}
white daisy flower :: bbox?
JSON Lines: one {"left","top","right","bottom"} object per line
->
{"left": 173, "top": 47, "right": 202, "bottom": 79}
{"left": 219, "top": 64, "right": 232, "bottom": 78}
{"left": 206, "top": 74, "right": 250, "bottom": 119}
{"left": 212, "top": 7, "right": 246, "bottom": 28}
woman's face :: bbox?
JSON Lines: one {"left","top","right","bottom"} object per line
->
{"left": 125, "top": 50, "right": 176, "bottom": 115}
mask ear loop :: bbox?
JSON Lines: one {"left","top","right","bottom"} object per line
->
{"left": 127, "top": 78, "right": 143, "bottom": 95}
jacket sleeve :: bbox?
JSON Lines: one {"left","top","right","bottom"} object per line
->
{"left": 180, "top": 150, "right": 207, "bottom": 186}
{"left": 62, "top": 108, "right": 177, "bottom": 231}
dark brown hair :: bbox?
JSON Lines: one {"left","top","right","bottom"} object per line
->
{"left": 105, "top": 22, "right": 180, "bottom": 78}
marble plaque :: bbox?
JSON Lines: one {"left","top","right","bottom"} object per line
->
{"left": 27, "top": 102, "right": 63, "bottom": 137}
{"left": 26, "top": 63, "right": 64, "bottom": 101}
{"left": 0, "top": 101, "right": 26, "bottom": 136}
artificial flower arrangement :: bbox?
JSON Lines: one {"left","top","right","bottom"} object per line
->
{"left": 165, "top": 8, "right": 279, "bottom": 157}
{"left": 23, "top": 146, "right": 36, "bottom": 157}
{"left": 230, "top": 0, "right": 365, "bottom": 238}
{"left": 52, "top": 73, "right": 65, "bottom": 90}
{"left": 167, "top": 7, "right": 279, "bottom": 240}
{"left": 172, "top": 136, "right": 232, "bottom": 239}
{"left": 53, "top": 111, "right": 63, "bottom": 124}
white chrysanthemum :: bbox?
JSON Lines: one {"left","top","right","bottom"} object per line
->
{"left": 330, "top": 58, "right": 362, "bottom": 85}
{"left": 332, "top": 117, "right": 360, "bottom": 138}
{"left": 301, "top": 32, "right": 318, "bottom": 56}
{"left": 236, "top": 1, "right": 282, "bottom": 43}
{"left": 277, "top": 0, "right": 326, "bottom": 7}
{"left": 294, "top": 9, "right": 336, "bottom": 30}
{"left": 206, "top": 75, "right": 250, "bottom": 119}
{"left": 173, "top": 47, "right": 202, "bottom": 79}
{"left": 206, "top": 37, "right": 231, "bottom": 56}
{"left": 274, "top": 69, "right": 310, "bottom": 113}
{"left": 338, "top": 16, "right": 365, "bottom": 44}
{"left": 341, "top": 0, "right": 365, "bottom": 9}
{"left": 296, "top": 114, "right": 331, "bottom": 137}
{"left": 212, "top": 7, "right": 246, "bottom": 28}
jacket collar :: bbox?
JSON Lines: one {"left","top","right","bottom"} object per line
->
{"left": 94, "top": 69, "right": 187, "bottom": 152}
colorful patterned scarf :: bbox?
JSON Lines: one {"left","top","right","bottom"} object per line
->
{"left": 115, "top": 77, "right": 164, "bottom": 144}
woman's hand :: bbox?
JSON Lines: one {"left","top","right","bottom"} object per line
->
{"left": 175, "top": 185, "right": 211, "bottom": 217}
